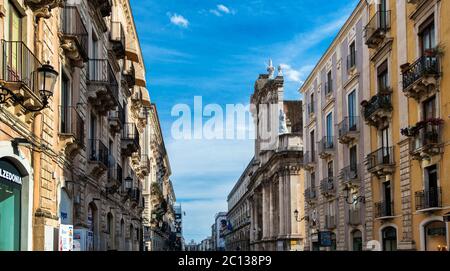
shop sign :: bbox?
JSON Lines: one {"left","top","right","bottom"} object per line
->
{"left": 319, "top": 231, "right": 332, "bottom": 247}
{"left": 0, "top": 167, "right": 22, "bottom": 185}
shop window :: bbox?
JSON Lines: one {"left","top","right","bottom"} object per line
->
{"left": 424, "top": 221, "right": 447, "bottom": 251}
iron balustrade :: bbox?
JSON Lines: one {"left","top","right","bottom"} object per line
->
{"left": 0, "top": 40, "right": 41, "bottom": 96}
{"left": 363, "top": 92, "right": 392, "bottom": 120}
{"left": 60, "top": 6, "right": 88, "bottom": 60}
{"left": 59, "top": 106, "right": 85, "bottom": 146}
{"left": 410, "top": 122, "right": 442, "bottom": 153}
{"left": 340, "top": 164, "right": 360, "bottom": 184}
{"left": 364, "top": 11, "right": 391, "bottom": 43}
{"left": 128, "top": 188, "right": 140, "bottom": 202}
{"left": 325, "top": 215, "right": 337, "bottom": 229}
{"left": 347, "top": 53, "right": 357, "bottom": 71}
{"left": 402, "top": 55, "right": 440, "bottom": 90}
{"left": 338, "top": 116, "right": 360, "bottom": 138}
{"left": 303, "top": 151, "right": 316, "bottom": 165}
{"left": 375, "top": 201, "right": 394, "bottom": 218}
{"left": 304, "top": 187, "right": 317, "bottom": 202}
{"left": 88, "top": 139, "right": 109, "bottom": 167}
{"left": 110, "top": 21, "right": 125, "bottom": 56}
{"left": 108, "top": 103, "right": 124, "bottom": 125}
{"left": 87, "top": 59, "right": 119, "bottom": 103}
{"left": 318, "top": 136, "right": 335, "bottom": 154}
{"left": 122, "top": 122, "right": 140, "bottom": 148}
{"left": 415, "top": 187, "right": 442, "bottom": 210}
{"left": 320, "top": 177, "right": 336, "bottom": 195}
{"left": 367, "top": 146, "right": 394, "bottom": 171}
{"left": 348, "top": 209, "right": 361, "bottom": 225}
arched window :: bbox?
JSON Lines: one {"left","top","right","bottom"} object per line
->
{"left": 352, "top": 230, "right": 362, "bottom": 251}
{"left": 87, "top": 202, "right": 98, "bottom": 251}
{"left": 382, "top": 226, "right": 397, "bottom": 251}
{"left": 107, "top": 213, "right": 113, "bottom": 234}
{"left": 424, "top": 221, "right": 447, "bottom": 251}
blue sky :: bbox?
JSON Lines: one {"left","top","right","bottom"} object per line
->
{"left": 130, "top": 0, "right": 359, "bottom": 243}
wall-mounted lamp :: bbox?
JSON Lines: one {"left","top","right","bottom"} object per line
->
{"left": 294, "top": 209, "right": 309, "bottom": 222}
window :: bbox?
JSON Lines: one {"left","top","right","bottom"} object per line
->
{"left": 349, "top": 41, "right": 356, "bottom": 69}
{"left": 419, "top": 18, "right": 435, "bottom": 54}
{"left": 326, "top": 113, "right": 333, "bottom": 146}
{"left": 9, "top": 4, "right": 22, "bottom": 41}
{"left": 348, "top": 90, "right": 357, "bottom": 129}
{"left": 107, "top": 213, "right": 113, "bottom": 234}
{"left": 426, "top": 165, "right": 439, "bottom": 208}
{"left": 383, "top": 181, "right": 392, "bottom": 216}
{"left": 310, "top": 172, "right": 316, "bottom": 188}
{"left": 382, "top": 227, "right": 397, "bottom": 251}
{"left": 422, "top": 96, "right": 436, "bottom": 120}
{"left": 327, "top": 161, "right": 334, "bottom": 178}
{"left": 350, "top": 145, "right": 357, "bottom": 175}
{"left": 310, "top": 130, "right": 315, "bottom": 161}
{"left": 60, "top": 74, "right": 71, "bottom": 133}
{"left": 424, "top": 221, "right": 446, "bottom": 251}
{"left": 310, "top": 93, "right": 315, "bottom": 114}
{"left": 90, "top": 112, "right": 97, "bottom": 139}
{"left": 326, "top": 71, "right": 333, "bottom": 94}
{"left": 379, "top": 0, "right": 388, "bottom": 29}
{"left": 352, "top": 230, "right": 363, "bottom": 251}
{"left": 377, "top": 60, "right": 389, "bottom": 92}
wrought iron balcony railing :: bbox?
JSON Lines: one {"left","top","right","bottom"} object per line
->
{"left": 415, "top": 187, "right": 442, "bottom": 211}
{"left": 362, "top": 92, "right": 392, "bottom": 123}
{"left": 60, "top": 6, "right": 88, "bottom": 61}
{"left": 59, "top": 106, "right": 85, "bottom": 146}
{"left": 340, "top": 164, "right": 361, "bottom": 186}
{"left": 318, "top": 136, "right": 335, "bottom": 157}
{"left": 87, "top": 59, "right": 119, "bottom": 109}
{"left": 320, "top": 177, "right": 336, "bottom": 196}
{"left": 375, "top": 201, "right": 394, "bottom": 218}
{"left": 128, "top": 188, "right": 141, "bottom": 203}
{"left": 325, "top": 215, "right": 337, "bottom": 229}
{"left": 121, "top": 123, "right": 140, "bottom": 156}
{"left": 338, "top": 116, "right": 360, "bottom": 143}
{"left": 402, "top": 55, "right": 441, "bottom": 100}
{"left": 348, "top": 209, "right": 361, "bottom": 226}
{"left": 364, "top": 11, "right": 391, "bottom": 48}
{"left": 366, "top": 146, "right": 395, "bottom": 173}
{"left": 110, "top": 21, "right": 126, "bottom": 58}
{"left": 0, "top": 40, "right": 41, "bottom": 97}
{"left": 409, "top": 122, "right": 442, "bottom": 158}
{"left": 88, "top": 139, "right": 109, "bottom": 167}
{"left": 304, "top": 187, "right": 317, "bottom": 202}
{"left": 303, "top": 151, "right": 316, "bottom": 168}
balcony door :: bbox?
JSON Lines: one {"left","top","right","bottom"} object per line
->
{"left": 326, "top": 113, "right": 333, "bottom": 147}
{"left": 377, "top": 60, "right": 389, "bottom": 93}
{"left": 419, "top": 18, "right": 435, "bottom": 55}
{"left": 310, "top": 130, "right": 315, "bottom": 161}
{"left": 348, "top": 90, "right": 357, "bottom": 129}
{"left": 426, "top": 165, "right": 439, "bottom": 208}
{"left": 350, "top": 145, "right": 357, "bottom": 177}
{"left": 383, "top": 181, "right": 392, "bottom": 216}
{"left": 378, "top": 0, "right": 387, "bottom": 29}
{"left": 60, "top": 74, "right": 72, "bottom": 133}
{"left": 8, "top": 4, "right": 22, "bottom": 80}
{"left": 381, "top": 127, "right": 390, "bottom": 163}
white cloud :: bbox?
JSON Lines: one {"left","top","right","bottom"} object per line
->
{"left": 217, "top": 4, "right": 231, "bottom": 14}
{"left": 279, "top": 63, "right": 315, "bottom": 85}
{"left": 210, "top": 4, "right": 234, "bottom": 17}
{"left": 168, "top": 13, "right": 189, "bottom": 28}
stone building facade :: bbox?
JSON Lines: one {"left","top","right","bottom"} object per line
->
{"left": 0, "top": 0, "right": 174, "bottom": 251}
{"left": 299, "top": 0, "right": 450, "bottom": 251}
{"left": 299, "top": 1, "right": 370, "bottom": 251}
{"left": 231, "top": 63, "right": 306, "bottom": 251}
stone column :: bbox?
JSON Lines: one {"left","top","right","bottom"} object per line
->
{"left": 278, "top": 174, "right": 285, "bottom": 238}
{"left": 268, "top": 181, "right": 274, "bottom": 239}
{"left": 262, "top": 182, "right": 269, "bottom": 239}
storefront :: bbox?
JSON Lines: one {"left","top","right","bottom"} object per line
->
{"left": 0, "top": 159, "right": 22, "bottom": 250}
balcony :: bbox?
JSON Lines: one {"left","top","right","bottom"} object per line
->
{"left": 0, "top": 40, "right": 44, "bottom": 114}
{"left": 325, "top": 215, "right": 337, "bottom": 230}
{"left": 402, "top": 55, "right": 440, "bottom": 101}
{"left": 304, "top": 187, "right": 317, "bottom": 204}
{"left": 106, "top": 157, "right": 122, "bottom": 194}
{"left": 375, "top": 201, "right": 394, "bottom": 219}
{"left": 348, "top": 209, "right": 361, "bottom": 226}
{"left": 366, "top": 147, "right": 395, "bottom": 177}
{"left": 87, "top": 59, "right": 119, "bottom": 115}
{"left": 24, "top": 0, "right": 61, "bottom": 18}
{"left": 92, "top": 0, "right": 112, "bottom": 17}
{"left": 128, "top": 188, "right": 141, "bottom": 207}
{"left": 318, "top": 136, "right": 335, "bottom": 159}
{"left": 307, "top": 101, "right": 315, "bottom": 120}
{"left": 340, "top": 164, "right": 361, "bottom": 188}
{"left": 123, "top": 60, "right": 136, "bottom": 89}
{"left": 320, "top": 177, "right": 336, "bottom": 197}
{"left": 110, "top": 22, "right": 126, "bottom": 59}
{"left": 88, "top": 139, "right": 109, "bottom": 176}
{"left": 361, "top": 90, "right": 392, "bottom": 128}
{"left": 121, "top": 123, "right": 140, "bottom": 157}
{"left": 59, "top": 6, "right": 88, "bottom": 67}
{"left": 364, "top": 11, "right": 391, "bottom": 49}
{"left": 408, "top": 121, "right": 443, "bottom": 160}
{"left": 140, "top": 154, "right": 150, "bottom": 176}
{"left": 108, "top": 103, "right": 124, "bottom": 135}
{"left": 338, "top": 116, "right": 360, "bottom": 144}
{"left": 303, "top": 151, "right": 316, "bottom": 170}
{"left": 278, "top": 134, "right": 302, "bottom": 152}
{"left": 58, "top": 106, "right": 85, "bottom": 157}
{"left": 415, "top": 188, "right": 442, "bottom": 212}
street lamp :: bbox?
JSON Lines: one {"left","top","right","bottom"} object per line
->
{"left": 343, "top": 185, "right": 365, "bottom": 205}
{"left": 124, "top": 176, "right": 133, "bottom": 190}
{"left": 0, "top": 61, "right": 58, "bottom": 112}
{"left": 294, "top": 209, "right": 309, "bottom": 222}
